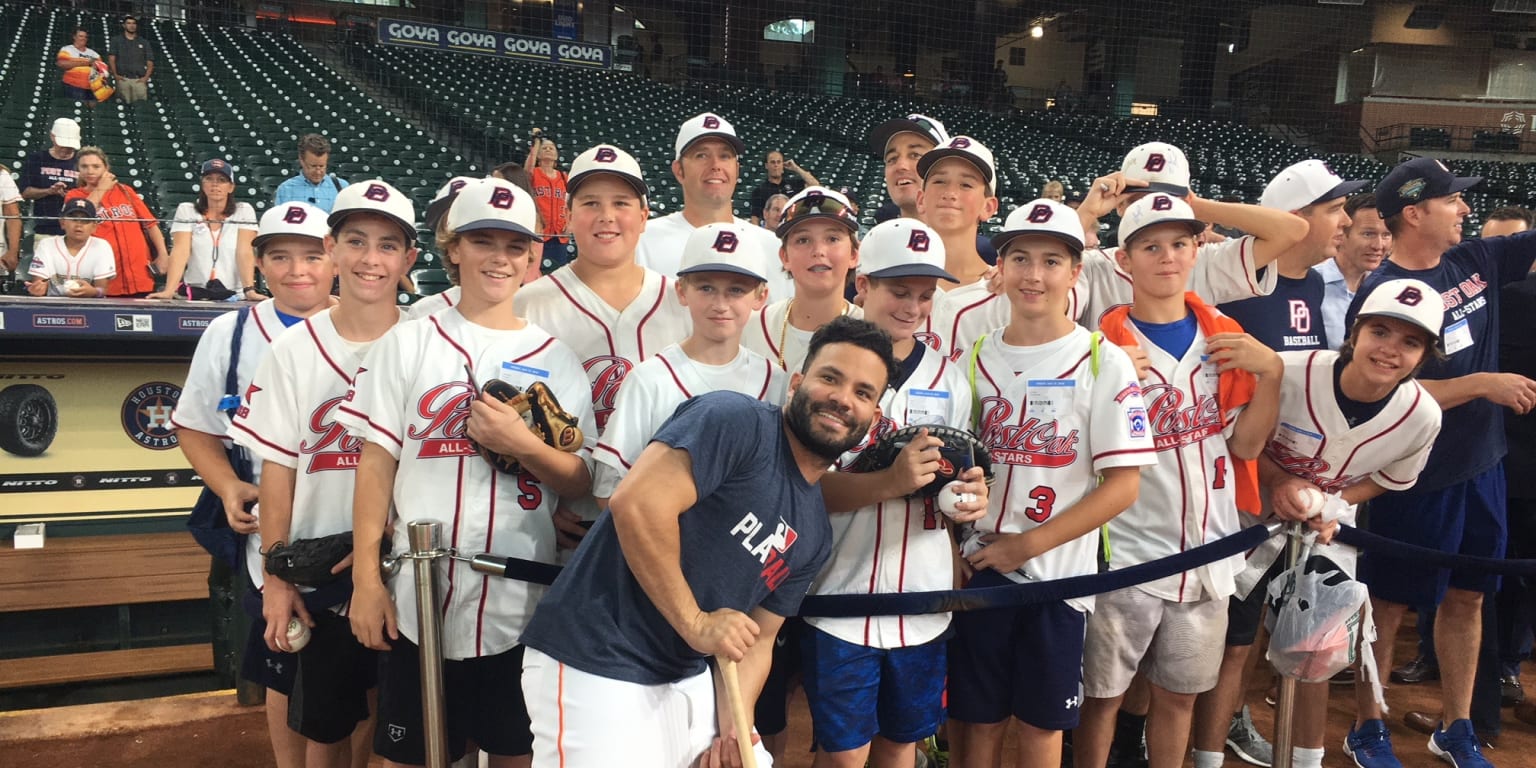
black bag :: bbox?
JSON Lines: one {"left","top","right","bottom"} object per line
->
{"left": 185, "top": 277, "right": 237, "bottom": 301}
{"left": 187, "top": 307, "right": 252, "bottom": 568}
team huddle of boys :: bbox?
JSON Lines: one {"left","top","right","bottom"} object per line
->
{"left": 168, "top": 108, "right": 1535, "bottom": 768}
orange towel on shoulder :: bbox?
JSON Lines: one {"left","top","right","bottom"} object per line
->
{"left": 1100, "top": 292, "right": 1262, "bottom": 515}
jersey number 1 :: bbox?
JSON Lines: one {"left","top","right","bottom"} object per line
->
{"left": 1212, "top": 456, "right": 1227, "bottom": 489}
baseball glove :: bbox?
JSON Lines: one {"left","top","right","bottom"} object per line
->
{"left": 264, "top": 532, "right": 353, "bottom": 587}
{"left": 847, "top": 424, "right": 994, "bottom": 498}
{"left": 474, "top": 379, "right": 585, "bottom": 474}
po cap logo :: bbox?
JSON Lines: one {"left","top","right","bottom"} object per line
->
{"left": 907, "top": 230, "right": 930, "bottom": 252}
{"left": 1151, "top": 195, "right": 1175, "bottom": 212}
{"left": 489, "top": 186, "right": 515, "bottom": 210}
{"left": 702, "top": 115, "right": 721, "bottom": 129}
{"left": 364, "top": 183, "right": 390, "bottom": 202}
{"left": 1144, "top": 153, "right": 1166, "bottom": 173}
{"left": 1396, "top": 285, "right": 1424, "bottom": 306}
{"left": 283, "top": 205, "right": 307, "bottom": 224}
{"left": 949, "top": 137, "right": 971, "bottom": 149}
{"left": 1028, "top": 204, "right": 1055, "bottom": 223}
{"left": 594, "top": 147, "right": 618, "bottom": 163}
{"left": 712, "top": 230, "right": 739, "bottom": 253}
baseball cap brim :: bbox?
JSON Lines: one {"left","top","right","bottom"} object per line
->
{"left": 677, "top": 262, "right": 766, "bottom": 280}
{"left": 1122, "top": 218, "right": 1205, "bottom": 246}
{"left": 567, "top": 168, "right": 648, "bottom": 200}
{"left": 865, "top": 263, "right": 957, "bottom": 281}
{"left": 917, "top": 148, "right": 994, "bottom": 186}
{"left": 1139, "top": 181, "right": 1189, "bottom": 197}
{"left": 1311, "top": 179, "right": 1370, "bottom": 206}
{"left": 1447, "top": 175, "right": 1483, "bottom": 195}
{"left": 327, "top": 209, "right": 418, "bottom": 243}
{"left": 1358, "top": 309, "right": 1439, "bottom": 338}
{"left": 253, "top": 231, "right": 324, "bottom": 249}
{"left": 678, "top": 132, "right": 746, "bottom": 158}
{"left": 991, "top": 229, "right": 1085, "bottom": 255}
{"left": 451, "top": 218, "right": 542, "bottom": 241}
{"left": 868, "top": 118, "right": 939, "bottom": 156}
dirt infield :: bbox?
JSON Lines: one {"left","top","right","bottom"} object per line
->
{"left": 2, "top": 626, "right": 1533, "bottom": 767}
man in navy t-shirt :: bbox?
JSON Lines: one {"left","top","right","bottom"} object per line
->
{"left": 521, "top": 316, "right": 897, "bottom": 767}
{"left": 1342, "top": 157, "right": 1536, "bottom": 768}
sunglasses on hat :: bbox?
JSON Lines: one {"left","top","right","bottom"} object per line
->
{"left": 781, "top": 194, "right": 855, "bottom": 227}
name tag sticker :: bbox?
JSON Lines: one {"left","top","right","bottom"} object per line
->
{"left": 1275, "top": 422, "right": 1324, "bottom": 457}
{"left": 500, "top": 361, "right": 550, "bottom": 389}
{"left": 906, "top": 388, "right": 950, "bottom": 426}
{"left": 1443, "top": 318, "right": 1473, "bottom": 355}
{"left": 1026, "top": 379, "right": 1075, "bottom": 420}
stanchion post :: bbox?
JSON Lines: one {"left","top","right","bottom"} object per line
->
{"left": 409, "top": 520, "right": 451, "bottom": 768}
{"left": 1272, "top": 523, "right": 1304, "bottom": 768}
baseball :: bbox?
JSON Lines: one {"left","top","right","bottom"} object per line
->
{"left": 63, "top": 279, "right": 85, "bottom": 293}
{"left": 936, "top": 482, "right": 977, "bottom": 517}
{"left": 1296, "top": 487, "right": 1327, "bottom": 518}
{"left": 285, "top": 618, "right": 311, "bottom": 653}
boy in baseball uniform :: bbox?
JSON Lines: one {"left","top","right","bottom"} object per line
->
{"left": 26, "top": 197, "right": 115, "bottom": 297}
{"left": 1075, "top": 193, "right": 1283, "bottom": 768}
{"left": 947, "top": 200, "right": 1156, "bottom": 768}
{"left": 169, "top": 201, "right": 337, "bottom": 768}
{"left": 340, "top": 178, "right": 597, "bottom": 768}
{"left": 230, "top": 187, "right": 417, "bottom": 765}
{"left": 404, "top": 175, "right": 477, "bottom": 319}
{"left": 743, "top": 186, "right": 864, "bottom": 373}
{"left": 802, "top": 217, "right": 991, "bottom": 768}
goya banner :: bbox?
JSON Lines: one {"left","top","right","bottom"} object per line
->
{"left": 377, "top": 18, "right": 612, "bottom": 70}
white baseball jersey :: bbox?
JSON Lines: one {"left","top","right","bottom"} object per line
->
{"left": 171, "top": 299, "right": 304, "bottom": 586}
{"left": 1075, "top": 236, "right": 1275, "bottom": 330}
{"left": 1262, "top": 349, "right": 1441, "bottom": 571}
{"left": 228, "top": 308, "right": 406, "bottom": 590}
{"left": 635, "top": 211, "right": 793, "bottom": 302}
{"left": 28, "top": 235, "right": 116, "bottom": 286}
{"left": 592, "top": 343, "right": 786, "bottom": 499}
{"left": 335, "top": 308, "right": 597, "bottom": 659}
{"left": 960, "top": 327, "right": 1157, "bottom": 612}
{"left": 406, "top": 285, "right": 461, "bottom": 320}
{"left": 742, "top": 298, "right": 864, "bottom": 374}
{"left": 808, "top": 344, "right": 973, "bottom": 647}
{"left": 1101, "top": 317, "right": 1248, "bottom": 603}
{"left": 916, "top": 278, "right": 1084, "bottom": 364}
{"left": 514, "top": 264, "right": 691, "bottom": 435}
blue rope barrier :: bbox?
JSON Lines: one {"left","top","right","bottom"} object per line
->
{"left": 1336, "top": 524, "right": 1536, "bottom": 577}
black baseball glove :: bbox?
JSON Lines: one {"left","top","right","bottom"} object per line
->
{"left": 264, "top": 532, "right": 353, "bottom": 587}
{"left": 846, "top": 424, "right": 994, "bottom": 497}
{"left": 474, "top": 379, "right": 585, "bottom": 475}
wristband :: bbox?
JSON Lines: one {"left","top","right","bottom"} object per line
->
{"left": 95, "top": 287, "right": 104, "bottom": 298}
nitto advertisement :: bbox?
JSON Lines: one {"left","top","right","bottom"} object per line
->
{"left": 0, "top": 362, "right": 202, "bottom": 525}
{"left": 377, "top": 18, "right": 612, "bottom": 70}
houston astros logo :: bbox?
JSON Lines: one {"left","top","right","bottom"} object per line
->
{"left": 907, "top": 230, "right": 931, "bottom": 252}
{"left": 283, "top": 206, "right": 307, "bottom": 224}
{"left": 584, "top": 356, "right": 633, "bottom": 430}
{"left": 712, "top": 230, "right": 739, "bottom": 253}
{"left": 121, "top": 381, "right": 182, "bottom": 450}
{"left": 1028, "top": 204, "right": 1055, "bottom": 223}
{"left": 594, "top": 147, "right": 618, "bottom": 163}
{"left": 364, "top": 183, "right": 390, "bottom": 202}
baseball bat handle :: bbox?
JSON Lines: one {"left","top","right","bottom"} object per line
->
{"left": 717, "top": 656, "right": 756, "bottom": 768}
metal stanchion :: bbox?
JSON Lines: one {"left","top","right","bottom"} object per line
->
{"left": 1271, "top": 523, "right": 1304, "bottom": 768}
{"left": 408, "top": 521, "right": 452, "bottom": 768}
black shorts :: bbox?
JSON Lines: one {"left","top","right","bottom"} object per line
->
{"left": 374, "top": 637, "right": 533, "bottom": 763}
{"left": 238, "top": 580, "right": 355, "bottom": 697}
{"left": 1227, "top": 557, "right": 1283, "bottom": 647}
{"left": 288, "top": 610, "right": 378, "bottom": 744}
{"left": 754, "top": 617, "right": 804, "bottom": 736}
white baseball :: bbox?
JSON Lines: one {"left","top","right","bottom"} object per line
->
{"left": 1295, "top": 487, "right": 1327, "bottom": 518}
{"left": 286, "top": 618, "right": 311, "bottom": 652}
{"left": 63, "top": 279, "right": 85, "bottom": 293}
{"left": 936, "top": 482, "right": 977, "bottom": 517}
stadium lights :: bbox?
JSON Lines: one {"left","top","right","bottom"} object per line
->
{"left": 1031, "top": 25, "right": 1044, "bottom": 38}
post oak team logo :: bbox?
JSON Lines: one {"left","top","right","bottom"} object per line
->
{"left": 301, "top": 396, "right": 364, "bottom": 472}
{"left": 282, "top": 205, "right": 308, "bottom": 224}
{"left": 976, "top": 396, "right": 1080, "bottom": 467}
{"left": 408, "top": 382, "right": 477, "bottom": 458}
{"left": 1264, "top": 443, "right": 1349, "bottom": 493}
{"left": 712, "top": 230, "right": 739, "bottom": 253}
{"left": 1138, "top": 383, "right": 1223, "bottom": 450}
{"left": 584, "top": 355, "right": 632, "bottom": 431}
{"left": 594, "top": 146, "right": 618, "bottom": 163}
{"left": 907, "top": 229, "right": 930, "bottom": 252}
{"left": 1288, "top": 299, "right": 1311, "bottom": 333}
{"left": 702, "top": 115, "right": 721, "bottom": 129}
{"left": 121, "top": 381, "right": 182, "bottom": 450}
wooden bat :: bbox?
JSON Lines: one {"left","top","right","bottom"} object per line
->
{"left": 717, "top": 656, "right": 756, "bottom": 768}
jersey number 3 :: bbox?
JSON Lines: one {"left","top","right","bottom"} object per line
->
{"left": 1025, "top": 486, "right": 1056, "bottom": 522}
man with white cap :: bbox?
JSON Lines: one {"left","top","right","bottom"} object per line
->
{"left": 636, "top": 112, "right": 789, "bottom": 301}
{"left": 803, "top": 217, "right": 991, "bottom": 768}
{"left": 20, "top": 118, "right": 83, "bottom": 244}
{"left": 1342, "top": 157, "right": 1536, "bottom": 768}
{"left": 594, "top": 221, "right": 786, "bottom": 502}
{"left": 868, "top": 113, "right": 950, "bottom": 224}
{"left": 169, "top": 200, "right": 337, "bottom": 768}
{"left": 1190, "top": 159, "right": 1368, "bottom": 768}
{"left": 230, "top": 186, "right": 419, "bottom": 766}
{"left": 341, "top": 178, "right": 596, "bottom": 768}
{"left": 1072, "top": 142, "right": 1309, "bottom": 331}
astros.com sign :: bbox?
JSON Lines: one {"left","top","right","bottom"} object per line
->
{"left": 378, "top": 18, "right": 611, "bottom": 70}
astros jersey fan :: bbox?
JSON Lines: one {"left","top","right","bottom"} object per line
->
{"left": 514, "top": 143, "right": 690, "bottom": 435}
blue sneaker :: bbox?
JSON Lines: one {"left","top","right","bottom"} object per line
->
{"left": 1429, "top": 719, "right": 1495, "bottom": 768}
{"left": 1344, "top": 719, "right": 1404, "bottom": 768}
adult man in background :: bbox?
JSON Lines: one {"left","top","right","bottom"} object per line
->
{"left": 749, "top": 150, "right": 819, "bottom": 226}
{"left": 56, "top": 27, "right": 100, "bottom": 103}
{"left": 273, "top": 134, "right": 349, "bottom": 212}
{"left": 1314, "top": 193, "right": 1390, "bottom": 350}
{"left": 20, "top": 118, "right": 82, "bottom": 247}
{"left": 109, "top": 14, "right": 154, "bottom": 104}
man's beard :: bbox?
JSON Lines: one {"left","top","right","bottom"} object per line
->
{"left": 784, "top": 386, "right": 871, "bottom": 462}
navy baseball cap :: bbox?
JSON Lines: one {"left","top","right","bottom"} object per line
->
{"left": 60, "top": 198, "right": 97, "bottom": 218}
{"left": 200, "top": 158, "right": 234, "bottom": 181}
{"left": 1375, "top": 158, "right": 1481, "bottom": 218}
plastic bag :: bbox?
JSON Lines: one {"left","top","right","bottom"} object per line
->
{"left": 1264, "top": 545, "right": 1372, "bottom": 683}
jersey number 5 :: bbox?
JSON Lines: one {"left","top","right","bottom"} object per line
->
{"left": 1025, "top": 486, "right": 1056, "bottom": 522}
{"left": 516, "top": 474, "right": 542, "bottom": 510}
